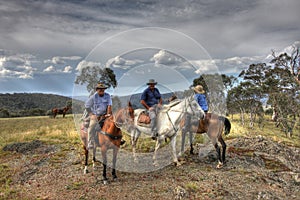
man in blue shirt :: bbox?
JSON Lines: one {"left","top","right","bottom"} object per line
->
{"left": 85, "top": 82, "right": 112, "bottom": 149}
{"left": 140, "top": 79, "right": 163, "bottom": 140}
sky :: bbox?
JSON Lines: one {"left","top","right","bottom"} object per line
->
{"left": 0, "top": 0, "right": 300, "bottom": 97}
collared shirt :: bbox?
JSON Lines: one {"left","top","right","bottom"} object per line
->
{"left": 141, "top": 87, "right": 161, "bottom": 107}
{"left": 85, "top": 92, "right": 112, "bottom": 116}
{"left": 195, "top": 93, "right": 208, "bottom": 112}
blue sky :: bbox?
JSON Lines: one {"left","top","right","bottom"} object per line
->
{"left": 0, "top": 0, "right": 300, "bottom": 97}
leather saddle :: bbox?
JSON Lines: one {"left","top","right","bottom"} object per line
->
{"left": 137, "top": 111, "right": 151, "bottom": 125}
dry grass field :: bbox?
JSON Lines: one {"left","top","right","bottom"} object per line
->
{"left": 0, "top": 114, "right": 299, "bottom": 199}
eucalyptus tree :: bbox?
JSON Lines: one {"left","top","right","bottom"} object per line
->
{"left": 75, "top": 66, "right": 117, "bottom": 95}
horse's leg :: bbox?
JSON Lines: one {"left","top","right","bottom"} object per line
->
{"left": 218, "top": 136, "right": 227, "bottom": 164}
{"left": 170, "top": 135, "right": 181, "bottom": 166}
{"left": 189, "top": 132, "right": 194, "bottom": 155}
{"left": 83, "top": 145, "right": 89, "bottom": 174}
{"left": 179, "top": 130, "right": 186, "bottom": 157}
{"left": 92, "top": 146, "right": 97, "bottom": 170}
{"left": 101, "top": 147, "right": 108, "bottom": 184}
{"left": 207, "top": 129, "right": 223, "bottom": 168}
{"left": 131, "top": 128, "right": 141, "bottom": 163}
{"left": 112, "top": 147, "right": 119, "bottom": 181}
{"left": 211, "top": 138, "right": 224, "bottom": 169}
{"left": 153, "top": 139, "right": 162, "bottom": 166}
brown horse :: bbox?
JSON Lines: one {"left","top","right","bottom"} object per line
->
{"left": 80, "top": 105, "right": 134, "bottom": 184}
{"left": 52, "top": 106, "right": 70, "bottom": 118}
{"left": 180, "top": 113, "right": 231, "bottom": 168}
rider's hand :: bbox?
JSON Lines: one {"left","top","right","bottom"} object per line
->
{"left": 105, "top": 114, "right": 111, "bottom": 118}
{"left": 149, "top": 107, "right": 154, "bottom": 111}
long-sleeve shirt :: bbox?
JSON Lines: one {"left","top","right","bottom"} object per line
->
{"left": 85, "top": 92, "right": 112, "bottom": 116}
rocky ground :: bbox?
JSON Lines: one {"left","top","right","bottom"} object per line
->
{"left": 1, "top": 136, "right": 300, "bottom": 200}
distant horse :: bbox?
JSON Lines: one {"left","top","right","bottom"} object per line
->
{"left": 180, "top": 113, "right": 231, "bottom": 168}
{"left": 52, "top": 106, "right": 70, "bottom": 118}
{"left": 127, "top": 96, "right": 204, "bottom": 166}
{"left": 80, "top": 106, "right": 134, "bottom": 184}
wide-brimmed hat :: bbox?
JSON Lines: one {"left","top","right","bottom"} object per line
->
{"left": 147, "top": 79, "right": 157, "bottom": 85}
{"left": 95, "top": 82, "right": 108, "bottom": 89}
{"left": 193, "top": 85, "right": 205, "bottom": 94}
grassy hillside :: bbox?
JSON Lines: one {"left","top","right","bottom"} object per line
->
{"left": 0, "top": 93, "right": 83, "bottom": 117}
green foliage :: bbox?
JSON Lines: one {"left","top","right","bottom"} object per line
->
{"left": 74, "top": 66, "right": 117, "bottom": 94}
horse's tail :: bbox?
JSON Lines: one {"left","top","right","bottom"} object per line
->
{"left": 219, "top": 116, "right": 231, "bottom": 135}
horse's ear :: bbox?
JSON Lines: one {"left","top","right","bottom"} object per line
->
{"left": 128, "top": 101, "right": 132, "bottom": 107}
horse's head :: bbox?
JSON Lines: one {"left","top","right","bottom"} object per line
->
{"left": 127, "top": 101, "right": 134, "bottom": 120}
{"left": 114, "top": 102, "right": 135, "bottom": 128}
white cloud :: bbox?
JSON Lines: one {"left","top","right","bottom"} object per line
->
{"left": 192, "top": 55, "right": 266, "bottom": 75}
{"left": 43, "top": 65, "right": 56, "bottom": 72}
{"left": 44, "top": 56, "right": 82, "bottom": 65}
{"left": 75, "top": 60, "right": 102, "bottom": 72}
{"left": 106, "top": 56, "right": 143, "bottom": 69}
{"left": 0, "top": 52, "right": 37, "bottom": 79}
{"left": 63, "top": 65, "right": 73, "bottom": 73}
{"left": 151, "top": 50, "right": 183, "bottom": 65}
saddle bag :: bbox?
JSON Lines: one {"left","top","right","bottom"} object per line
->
{"left": 138, "top": 111, "right": 151, "bottom": 124}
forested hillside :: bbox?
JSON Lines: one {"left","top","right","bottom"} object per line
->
{"left": 0, "top": 93, "right": 77, "bottom": 117}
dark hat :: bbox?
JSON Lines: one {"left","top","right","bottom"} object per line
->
{"left": 147, "top": 79, "right": 157, "bottom": 85}
{"left": 96, "top": 82, "right": 108, "bottom": 89}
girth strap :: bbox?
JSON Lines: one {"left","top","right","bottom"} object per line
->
{"left": 100, "top": 130, "right": 123, "bottom": 140}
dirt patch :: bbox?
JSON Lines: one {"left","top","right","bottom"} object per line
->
{"left": 1, "top": 136, "right": 300, "bottom": 199}
{"left": 3, "top": 140, "right": 43, "bottom": 154}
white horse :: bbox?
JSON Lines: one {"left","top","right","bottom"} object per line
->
{"left": 128, "top": 95, "right": 204, "bottom": 166}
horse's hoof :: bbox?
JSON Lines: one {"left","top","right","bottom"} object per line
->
{"left": 103, "top": 180, "right": 108, "bottom": 185}
{"left": 113, "top": 177, "right": 118, "bottom": 182}
{"left": 84, "top": 167, "right": 88, "bottom": 174}
{"left": 216, "top": 163, "right": 223, "bottom": 169}
{"left": 175, "top": 162, "right": 182, "bottom": 167}
{"left": 153, "top": 161, "right": 159, "bottom": 167}
{"left": 120, "top": 139, "right": 126, "bottom": 145}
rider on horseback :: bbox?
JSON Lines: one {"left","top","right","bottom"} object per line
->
{"left": 140, "top": 79, "right": 163, "bottom": 140}
{"left": 85, "top": 82, "right": 113, "bottom": 149}
{"left": 193, "top": 85, "right": 208, "bottom": 118}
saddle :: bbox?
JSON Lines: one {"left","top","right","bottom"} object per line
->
{"left": 137, "top": 111, "right": 151, "bottom": 125}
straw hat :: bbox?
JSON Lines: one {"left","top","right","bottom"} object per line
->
{"left": 95, "top": 82, "right": 108, "bottom": 89}
{"left": 146, "top": 79, "right": 157, "bottom": 85}
{"left": 193, "top": 85, "right": 205, "bottom": 94}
